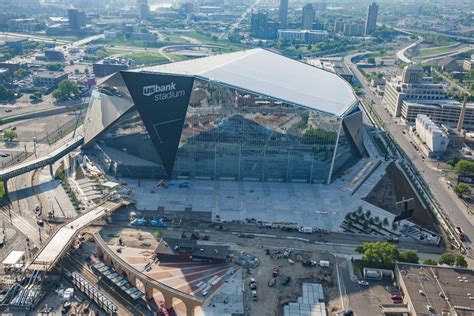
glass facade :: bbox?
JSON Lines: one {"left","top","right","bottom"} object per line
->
{"left": 87, "top": 75, "right": 363, "bottom": 184}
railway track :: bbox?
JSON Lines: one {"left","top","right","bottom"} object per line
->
{"left": 59, "top": 254, "right": 149, "bottom": 316}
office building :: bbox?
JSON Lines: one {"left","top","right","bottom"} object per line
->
{"left": 394, "top": 263, "right": 474, "bottom": 316}
{"left": 365, "top": 2, "right": 378, "bottom": 35}
{"left": 44, "top": 49, "right": 64, "bottom": 61}
{"left": 334, "top": 20, "right": 344, "bottom": 33}
{"left": 382, "top": 66, "right": 445, "bottom": 117}
{"left": 137, "top": 2, "right": 150, "bottom": 20}
{"left": 301, "top": 3, "right": 315, "bottom": 30}
{"left": 278, "top": 30, "right": 328, "bottom": 44}
{"left": 415, "top": 115, "right": 449, "bottom": 155}
{"left": 343, "top": 21, "right": 365, "bottom": 36}
{"left": 83, "top": 48, "right": 364, "bottom": 184}
{"left": 68, "top": 8, "right": 86, "bottom": 30}
{"left": 401, "top": 100, "right": 474, "bottom": 128}
{"left": 33, "top": 71, "right": 68, "bottom": 88}
{"left": 312, "top": 2, "right": 326, "bottom": 12}
{"left": 92, "top": 58, "right": 131, "bottom": 77}
{"left": 250, "top": 11, "right": 269, "bottom": 39}
{"left": 308, "top": 57, "right": 354, "bottom": 84}
{"left": 462, "top": 54, "right": 474, "bottom": 71}
{"left": 279, "top": 0, "right": 288, "bottom": 29}
{"left": 7, "top": 18, "right": 42, "bottom": 32}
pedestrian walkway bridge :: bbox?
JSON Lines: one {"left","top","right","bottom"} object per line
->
{"left": 0, "top": 136, "right": 84, "bottom": 183}
{"left": 29, "top": 199, "right": 124, "bottom": 271}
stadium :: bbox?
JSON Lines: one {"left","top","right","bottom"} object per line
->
{"left": 83, "top": 48, "right": 364, "bottom": 184}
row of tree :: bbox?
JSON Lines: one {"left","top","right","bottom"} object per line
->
{"left": 356, "top": 242, "right": 467, "bottom": 269}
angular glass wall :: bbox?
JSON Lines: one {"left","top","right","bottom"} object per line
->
{"left": 89, "top": 74, "right": 363, "bottom": 183}
{"left": 95, "top": 108, "right": 168, "bottom": 179}
{"left": 330, "top": 108, "right": 364, "bottom": 180}
{"left": 173, "top": 79, "right": 342, "bottom": 183}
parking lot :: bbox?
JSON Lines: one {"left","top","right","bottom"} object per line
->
{"left": 240, "top": 246, "right": 340, "bottom": 316}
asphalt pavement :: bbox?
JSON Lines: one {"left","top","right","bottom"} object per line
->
{"left": 344, "top": 53, "right": 474, "bottom": 259}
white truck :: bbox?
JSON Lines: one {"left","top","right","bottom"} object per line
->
{"left": 299, "top": 226, "right": 314, "bottom": 233}
{"left": 319, "top": 260, "right": 330, "bottom": 267}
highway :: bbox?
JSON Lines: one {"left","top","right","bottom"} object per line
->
{"left": 396, "top": 38, "right": 423, "bottom": 64}
{"left": 418, "top": 44, "right": 472, "bottom": 64}
{"left": 344, "top": 52, "right": 474, "bottom": 259}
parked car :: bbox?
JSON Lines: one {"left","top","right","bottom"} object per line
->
{"left": 272, "top": 267, "right": 279, "bottom": 277}
{"left": 391, "top": 294, "right": 402, "bottom": 300}
{"left": 251, "top": 290, "right": 258, "bottom": 301}
{"left": 358, "top": 280, "right": 369, "bottom": 286}
{"left": 386, "top": 235, "right": 399, "bottom": 243}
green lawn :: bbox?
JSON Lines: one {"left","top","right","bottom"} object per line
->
{"left": 159, "top": 32, "right": 190, "bottom": 44}
{"left": 416, "top": 44, "right": 465, "bottom": 58}
{"left": 123, "top": 52, "right": 169, "bottom": 66}
{"left": 181, "top": 30, "right": 217, "bottom": 43}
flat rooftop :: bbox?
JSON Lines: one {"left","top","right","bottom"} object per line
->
{"left": 397, "top": 262, "right": 474, "bottom": 315}
{"left": 403, "top": 100, "right": 474, "bottom": 109}
{"left": 34, "top": 71, "right": 67, "bottom": 79}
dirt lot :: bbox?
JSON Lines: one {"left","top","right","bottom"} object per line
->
{"left": 240, "top": 246, "right": 341, "bottom": 316}
{"left": 100, "top": 227, "right": 159, "bottom": 250}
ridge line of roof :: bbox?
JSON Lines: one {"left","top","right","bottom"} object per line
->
{"left": 196, "top": 48, "right": 261, "bottom": 75}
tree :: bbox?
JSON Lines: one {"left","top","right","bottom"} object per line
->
{"left": 3, "top": 129, "right": 17, "bottom": 142}
{"left": 46, "top": 62, "right": 63, "bottom": 71}
{"left": 367, "top": 57, "right": 376, "bottom": 64}
{"left": 382, "top": 218, "right": 389, "bottom": 228}
{"left": 454, "top": 160, "right": 474, "bottom": 174}
{"left": 438, "top": 252, "right": 468, "bottom": 268}
{"left": 453, "top": 183, "right": 470, "bottom": 197}
{"left": 448, "top": 155, "right": 460, "bottom": 167}
{"left": 423, "top": 259, "right": 438, "bottom": 265}
{"left": 454, "top": 254, "right": 468, "bottom": 268}
{"left": 0, "top": 86, "right": 15, "bottom": 100}
{"left": 392, "top": 222, "right": 398, "bottom": 231}
{"left": 52, "top": 79, "right": 80, "bottom": 101}
{"left": 52, "top": 89, "right": 63, "bottom": 100}
{"left": 399, "top": 250, "right": 419, "bottom": 264}
{"left": 14, "top": 68, "right": 27, "bottom": 77}
{"left": 438, "top": 252, "right": 456, "bottom": 266}
{"left": 356, "top": 242, "right": 400, "bottom": 268}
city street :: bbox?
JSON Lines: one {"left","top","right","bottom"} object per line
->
{"left": 345, "top": 52, "right": 474, "bottom": 258}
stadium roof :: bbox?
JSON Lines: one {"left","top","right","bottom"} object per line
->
{"left": 137, "top": 48, "right": 358, "bottom": 117}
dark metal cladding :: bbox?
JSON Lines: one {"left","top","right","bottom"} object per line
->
{"left": 120, "top": 71, "right": 195, "bottom": 178}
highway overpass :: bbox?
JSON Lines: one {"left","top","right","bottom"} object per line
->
{"left": 0, "top": 136, "right": 84, "bottom": 190}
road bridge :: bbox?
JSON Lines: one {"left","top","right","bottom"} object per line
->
{"left": 0, "top": 136, "right": 84, "bottom": 192}
{"left": 29, "top": 200, "right": 124, "bottom": 271}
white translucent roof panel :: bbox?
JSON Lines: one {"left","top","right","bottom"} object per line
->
{"left": 140, "top": 48, "right": 357, "bottom": 116}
